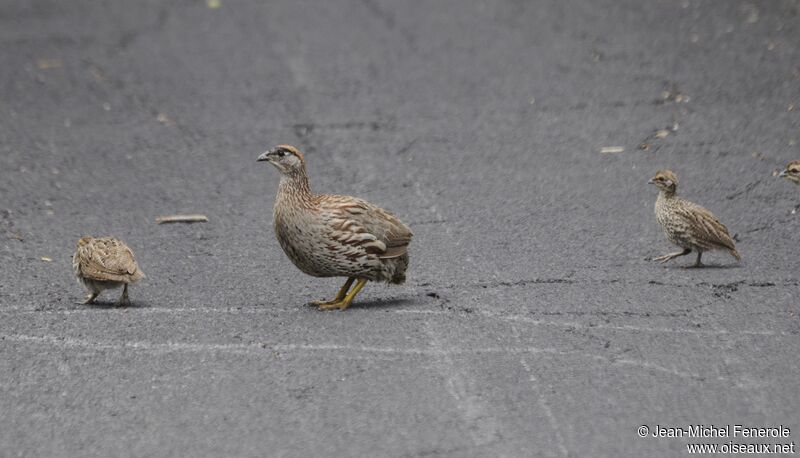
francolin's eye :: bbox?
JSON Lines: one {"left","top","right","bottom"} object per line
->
{"left": 276, "top": 150, "right": 286, "bottom": 157}
{"left": 791, "top": 168, "right": 799, "bottom": 174}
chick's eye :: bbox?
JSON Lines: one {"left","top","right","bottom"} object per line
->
{"left": 791, "top": 169, "right": 799, "bottom": 174}
{"left": 277, "top": 150, "right": 285, "bottom": 157}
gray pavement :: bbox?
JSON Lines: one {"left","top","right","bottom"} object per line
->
{"left": 1, "top": 0, "right": 799, "bottom": 456}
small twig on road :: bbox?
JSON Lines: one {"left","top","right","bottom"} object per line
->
{"left": 155, "top": 214, "right": 209, "bottom": 224}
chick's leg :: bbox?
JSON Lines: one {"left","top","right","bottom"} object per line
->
{"left": 318, "top": 279, "right": 367, "bottom": 311}
{"left": 653, "top": 248, "right": 691, "bottom": 264}
{"left": 114, "top": 284, "right": 131, "bottom": 307}
{"left": 82, "top": 291, "right": 99, "bottom": 305}
{"left": 692, "top": 252, "right": 704, "bottom": 268}
{"left": 310, "top": 277, "right": 354, "bottom": 307}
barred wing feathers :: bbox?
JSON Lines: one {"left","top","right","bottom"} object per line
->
{"left": 316, "top": 195, "right": 412, "bottom": 259}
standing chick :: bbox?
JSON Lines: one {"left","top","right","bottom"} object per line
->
{"left": 257, "top": 145, "right": 412, "bottom": 310}
{"left": 73, "top": 236, "right": 145, "bottom": 305}
{"left": 648, "top": 170, "right": 741, "bottom": 267}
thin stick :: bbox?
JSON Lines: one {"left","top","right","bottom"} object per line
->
{"left": 599, "top": 146, "right": 624, "bottom": 154}
{"left": 156, "top": 214, "right": 209, "bottom": 224}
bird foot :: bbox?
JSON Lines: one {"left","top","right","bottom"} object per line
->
{"left": 653, "top": 249, "right": 692, "bottom": 264}
{"left": 309, "top": 299, "right": 338, "bottom": 307}
{"left": 82, "top": 294, "right": 98, "bottom": 305}
{"left": 316, "top": 300, "right": 350, "bottom": 311}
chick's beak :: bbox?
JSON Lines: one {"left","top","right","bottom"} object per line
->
{"left": 256, "top": 151, "right": 272, "bottom": 162}
{"left": 647, "top": 178, "right": 656, "bottom": 184}
{"left": 778, "top": 170, "right": 788, "bottom": 177}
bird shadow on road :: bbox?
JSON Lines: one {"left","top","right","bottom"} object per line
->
{"left": 659, "top": 264, "right": 743, "bottom": 270}
{"left": 347, "top": 296, "right": 415, "bottom": 310}
{"left": 78, "top": 301, "right": 148, "bottom": 310}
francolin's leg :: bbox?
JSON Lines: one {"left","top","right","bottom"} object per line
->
{"left": 653, "top": 248, "right": 691, "bottom": 264}
{"left": 691, "top": 252, "right": 704, "bottom": 268}
{"left": 82, "top": 291, "right": 99, "bottom": 305}
{"left": 310, "top": 277, "right": 355, "bottom": 307}
{"left": 115, "top": 284, "right": 131, "bottom": 307}
{"left": 318, "top": 278, "right": 367, "bottom": 311}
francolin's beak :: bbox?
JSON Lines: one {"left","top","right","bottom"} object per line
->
{"left": 257, "top": 150, "right": 272, "bottom": 162}
{"left": 647, "top": 178, "right": 656, "bottom": 184}
{"left": 778, "top": 170, "right": 788, "bottom": 177}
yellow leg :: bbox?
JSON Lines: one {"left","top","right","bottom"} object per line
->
{"left": 310, "top": 277, "right": 354, "bottom": 306}
{"left": 318, "top": 279, "right": 367, "bottom": 311}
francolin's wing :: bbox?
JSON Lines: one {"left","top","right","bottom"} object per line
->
{"left": 317, "top": 195, "right": 412, "bottom": 259}
{"left": 675, "top": 202, "right": 737, "bottom": 251}
{"left": 79, "top": 238, "right": 144, "bottom": 282}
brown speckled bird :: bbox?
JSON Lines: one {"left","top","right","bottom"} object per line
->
{"left": 257, "top": 145, "right": 412, "bottom": 310}
{"left": 649, "top": 170, "right": 741, "bottom": 267}
{"left": 72, "top": 236, "right": 145, "bottom": 305}
{"left": 778, "top": 160, "right": 800, "bottom": 185}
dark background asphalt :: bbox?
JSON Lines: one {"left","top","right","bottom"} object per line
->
{"left": 1, "top": 0, "right": 799, "bottom": 456}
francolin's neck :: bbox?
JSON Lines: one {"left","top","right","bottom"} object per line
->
{"left": 658, "top": 188, "right": 677, "bottom": 200}
{"left": 277, "top": 168, "right": 312, "bottom": 203}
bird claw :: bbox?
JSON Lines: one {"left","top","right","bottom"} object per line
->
{"left": 316, "top": 301, "right": 349, "bottom": 311}
{"left": 114, "top": 298, "right": 131, "bottom": 307}
{"left": 309, "top": 299, "right": 335, "bottom": 307}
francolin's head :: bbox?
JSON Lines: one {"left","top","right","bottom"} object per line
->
{"left": 778, "top": 161, "right": 800, "bottom": 185}
{"left": 77, "top": 236, "right": 93, "bottom": 247}
{"left": 257, "top": 145, "right": 305, "bottom": 176}
{"left": 648, "top": 170, "right": 678, "bottom": 193}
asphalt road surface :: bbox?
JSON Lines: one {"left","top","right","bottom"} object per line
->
{"left": 2, "top": 0, "right": 799, "bottom": 456}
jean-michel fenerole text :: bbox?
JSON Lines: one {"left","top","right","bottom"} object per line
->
{"left": 651, "top": 425, "right": 791, "bottom": 438}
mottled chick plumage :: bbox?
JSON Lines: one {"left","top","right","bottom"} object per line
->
{"left": 779, "top": 160, "right": 800, "bottom": 185}
{"left": 258, "top": 145, "right": 412, "bottom": 310}
{"left": 72, "top": 236, "right": 145, "bottom": 305}
{"left": 649, "top": 170, "right": 741, "bottom": 267}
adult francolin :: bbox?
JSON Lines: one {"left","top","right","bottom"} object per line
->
{"left": 73, "top": 236, "right": 145, "bottom": 305}
{"left": 257, "top": 145, "right": 412, "bottom": 310}
{"left": 648, "top": 170, "right": 741, "bottom": 267}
